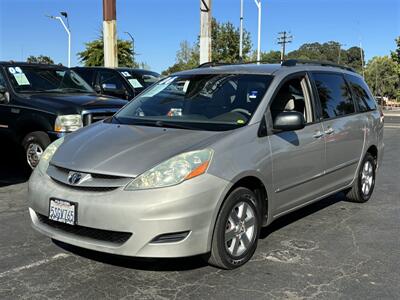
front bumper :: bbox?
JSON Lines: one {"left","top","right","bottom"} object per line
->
{"left": 28, "top": 169, "right": 230, "bottom": 258}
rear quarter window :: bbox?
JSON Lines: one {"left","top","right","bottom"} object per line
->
{"left": 312, "top": 72, "right": 355, "bottom": 119}
{"left": 345, "top": 74, "right": 377, "bottom": 112}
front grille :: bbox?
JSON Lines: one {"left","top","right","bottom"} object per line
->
{"left": 50, "top": 178, "right": 120, "bottom": 192}
{"left": 82, "top": 110, "right": 117, "bottom": 126}
{"left": 37, "top": 214, "right": 132, "bottom": 245}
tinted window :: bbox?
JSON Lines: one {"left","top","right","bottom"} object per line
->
{"left": 313, "top": 73, "right": 355, "bottom": 119}
{"left": 74, "top": 68, "right": 95, "bottom": 85}
{"left": 99, "top": 70, "right": 126, "bottom": 90}
{"left": 0, "top": 70, "right": 6, "bottom": 87}
{"left": 345, "top": 74, "right": 377, "bottom": 112}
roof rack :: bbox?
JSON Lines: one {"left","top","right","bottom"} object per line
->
{"left": 281, "top": 59, "right": 356, "bottom": 72}
{"left": 198, "top": 62, "right": 232, "bottom": 68}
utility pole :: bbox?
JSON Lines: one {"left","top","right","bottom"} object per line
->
{"left": 254, "top": 0, "right": 262, "bottom": 63}
{"left": 360, "top": 41, "right": 365, "bottom": 78}
{"left": 239, "top": 0, "right": 244, "bottom": 61}
{"left": 337, "top": 43, "right": 346, "bottom": 64}
{"left": 277, "top": 31, "right": 292, "bottom": 62}
{"left": 103, "top": 0, "right": 118, "bottom": 67}
{"left": 200, "top": 0, "right": 212, "bottom": 64}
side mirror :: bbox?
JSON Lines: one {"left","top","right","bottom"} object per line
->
{"left": 0, "top": 85, "right": 10, "bottom": 104}
{"left": 273, "top": 111, "right": 306, "bottom": 131}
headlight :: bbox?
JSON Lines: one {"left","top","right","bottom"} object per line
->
{"left": 37, "top": 137, "right": 64, "bottom": 174}
{"left": 125, "top": 149, "right": 213, "bottom": 191}
{"left": 55, "top": 114, "right": 83, "bottom": 132}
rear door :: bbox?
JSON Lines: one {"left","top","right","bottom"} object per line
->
{"left": 268, "top": 73, "right": 327, "bottom": 215}
{"left": 311, "top": 72, "right": 365, "bottom": 191}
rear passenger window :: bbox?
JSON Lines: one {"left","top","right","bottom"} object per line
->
{"left": 345, "top": 75, "right": 377, "bottom": 112}
{"left": 312, "top": 73, "right": 355, "bottom": 119}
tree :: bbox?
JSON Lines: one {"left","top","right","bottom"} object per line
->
{"left": 365, "top": 56, "right": 399, "bottom": 99}
{"left": 26, "top": 55, "right": 54, "bottom": 64}
{"left": 162, "top": 19, "right": 252, "bottom": 75}
{"left": 252, "top": 50, "right": 281, "bottom": 63}
{"left": 77, "top": 36, "right": 137, "bottom": 67}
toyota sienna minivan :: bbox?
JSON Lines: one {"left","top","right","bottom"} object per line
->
{"left": 28, "top": 60, "right": 384, "bottom": 269}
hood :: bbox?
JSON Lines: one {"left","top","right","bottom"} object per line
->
{"left": 51, "top": 122, "right": 228, "bottom": 177}
{"left": 22, "top": 93, "right": 127, "bottom": 115}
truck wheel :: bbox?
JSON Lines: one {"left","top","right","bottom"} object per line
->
{"left": 346, "top": 153, "right": 376, "bottom": 203}
{"left": 206, "top": 187, "right": 260, "bottom": 269}
{"left": 22, "top": 131, "right": 51, "bottom": 169}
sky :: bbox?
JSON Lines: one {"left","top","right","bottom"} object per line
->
{"left": 0, "top": 0, "right": 399, "bottom": 73}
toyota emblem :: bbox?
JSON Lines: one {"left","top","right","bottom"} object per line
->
{"left": 68, "top": 172, "right": 82, "bottom": 185}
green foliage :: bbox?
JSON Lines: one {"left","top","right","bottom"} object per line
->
{"left": 251, "top": 50, "right": 281, "bottom": 63}
{"left": 77, "top": 36, "right": 137, "bottom": 67}
{"left": 162, "top": 19, "right": 252, "bottom": 75}
{"left": 365, "top": 56, "right": 399, "bottom": 99}
{"left": 26, "top": 55, "right": 54, "bottom": 64}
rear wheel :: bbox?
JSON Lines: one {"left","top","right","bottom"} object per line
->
{"left": 346, "top": 153, "right": 376, "bottom": 203}
{"left": 22, "top": 131, "right": 51, "bottom": 169}
{"left": 207, "top": 187, "right": 260, "bottom": 269}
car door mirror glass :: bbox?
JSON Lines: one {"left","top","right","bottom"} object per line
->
{"left": 273, "top": 111, "right": 306, "bottom": 131}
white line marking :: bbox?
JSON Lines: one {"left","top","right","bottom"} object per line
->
{"left": 0, "top": 253, "right": 70, "bottom": 278}
{"left": 384, "top": 125, "right": 400, "bottom": 129}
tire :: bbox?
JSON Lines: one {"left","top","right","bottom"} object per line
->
{"left": 207, "top": 187, "right": 260, "bottom": 269}
{"left": 22, "top": 131, "right": 51, "bottom": 170}
{"left": 346, "top": 153, "right": 376, "bottom": 203}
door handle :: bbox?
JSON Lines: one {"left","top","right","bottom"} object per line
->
{"left": 324, "top": 128, "right": 335, "bottom": 135}
{"left": 313, "top": 131, "right": 324, "bottom": 138}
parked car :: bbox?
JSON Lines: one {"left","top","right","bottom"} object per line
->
{"left": 0, "top": 61, "right": 127, "bottom": 169}
{"left": 72, "top": 67, "right": 161, "bottom": 100}
{"left": 28, "top": 60, "right": 384, "bottom": 269}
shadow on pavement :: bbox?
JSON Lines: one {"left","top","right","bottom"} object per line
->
{"left": 0, "top": 135, "right": 31, "bottom": 187}
{"left": 52, "top": 193, "right": 344, "bottom": 272}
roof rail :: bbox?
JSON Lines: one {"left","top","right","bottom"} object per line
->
{"left": 281, "top": 59, "right": 356, "bottom": 72}
{"left": 197, "top": 62, "right": 231, "bottom": 68}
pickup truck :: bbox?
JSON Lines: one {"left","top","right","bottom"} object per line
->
{"left": 0, "top": 62, "right": 126, "bottom": 169}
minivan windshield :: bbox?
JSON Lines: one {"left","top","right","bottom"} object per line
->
{"left": 6, "top": 65, "right": 94, "bottom": 94}
{"left": 114, "top": 74, "right": 272, "bottom": 131}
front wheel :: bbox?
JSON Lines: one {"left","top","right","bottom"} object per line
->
{"left": 346, "top": 153, "right": 376, "bottom": 203}
{"left": 22, "top": 131, "right": 51, "bottom": 169}
{"left": 206, "top": 187, "right": 260, "bottom": 269}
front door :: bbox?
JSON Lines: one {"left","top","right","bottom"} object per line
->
{"left": 0, "top": 69, "right": 12, "bottom": 134}
{"left": 268, "top": 73, "right": 326, "bottom": 216}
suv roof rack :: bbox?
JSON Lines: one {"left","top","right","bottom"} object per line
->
{"left": 281, "top": 59, "right": 356, "bottom": 72}
{"left": 198, "top": 62, "right": 232, "bottom": 68}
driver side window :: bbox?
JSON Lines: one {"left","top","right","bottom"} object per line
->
{"left": 270, "top": 76, "right": 313, "bottom": 124}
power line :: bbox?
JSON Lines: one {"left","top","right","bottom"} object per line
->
{"left": 277, "top": 31, "right": 292, "bottom": 62}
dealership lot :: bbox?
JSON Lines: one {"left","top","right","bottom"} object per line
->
{"left": 0, "top": 115, "right": 399, "bottom": 299}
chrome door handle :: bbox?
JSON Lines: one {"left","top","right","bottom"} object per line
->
{"left": 313, "top": 131, "right": 324, "bottom": 138}
{"left": 324, "top": 128, "right": 334, "bottom": 135}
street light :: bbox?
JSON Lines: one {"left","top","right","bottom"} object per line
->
{"left": 46, "top": 12, "right": 71, "bottom": 67}
{"left": 124, "top": 31, "right": 136, "bottom": 62}
{"left": 254, "top": 0, "right": 262, "bottom": 63}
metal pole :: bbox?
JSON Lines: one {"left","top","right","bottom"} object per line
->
{"left": 124, "top": 32, "right": 135, "bottom": 63}
{"left": 103, "top": 0, "right": 118, "bottom": 67}
{"left": 360, "top": 41, "right": 365, "bottom": 78}
{"left": 200, "top": 0, "right": 212, "bottom": 64}
{"left": 239, "top": 0, "right": 243, "bottom": 60}
{"left": 254, "top": 0, "right": 261, "bottom": 63}
{"left": 48, "top": 16, "right": 71, "bottom": 67}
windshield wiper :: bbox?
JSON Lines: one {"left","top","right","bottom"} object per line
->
{"left": 58, "top": 88, "right": 93, "bottom": 93}
{"left": 127, "top": 119, "right": 196, "bottom": 130}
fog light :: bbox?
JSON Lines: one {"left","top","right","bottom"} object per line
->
{"left": 150, "top": 231, "right": 190, "bottom": 244}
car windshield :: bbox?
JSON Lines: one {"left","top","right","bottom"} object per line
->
{"left": 119, "top": 70, "right": 161, "bottom": 93}
{"left": 6, "top": 66, "right": 94, "bottom": 93}
{"left": 114, "top": 74, "right": 272, "bottom": 131}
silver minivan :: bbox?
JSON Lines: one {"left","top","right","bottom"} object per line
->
{"left": 28, "top": 61, "right": 384, "bottom": 269}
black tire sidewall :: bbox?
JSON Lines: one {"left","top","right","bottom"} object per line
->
{"left": 358, "top": 154, "right": 376, "bottom": 202}
{"left": 214, "top": 188, "right": 260, "bottom": 268}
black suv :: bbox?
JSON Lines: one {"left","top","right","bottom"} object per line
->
{"left": 0, "top": 62, "right": 126, "bottom": 169}
{"left": 72, "top": 67, "right": 160, "bottom": 100}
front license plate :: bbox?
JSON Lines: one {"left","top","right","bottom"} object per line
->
{"left": 49, "top": 199, "right": 76, "bottom": 225}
